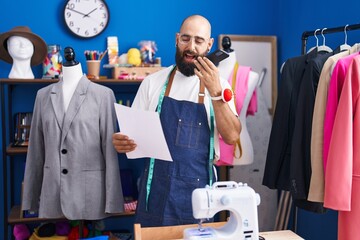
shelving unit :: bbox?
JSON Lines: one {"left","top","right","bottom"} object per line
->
{"left": 8, "top": 205, "right": 134, "bottom": 225}
{"left": 1, "top": 77, "right": 143, "bottom": 239}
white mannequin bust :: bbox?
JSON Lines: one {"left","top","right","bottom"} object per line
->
{"left": 62, "top": 63, "right": 84, "bottom": 111}
{"left": 234, "top": 71, "right": 259, "bottom": 165}
{"left": 218, "top": 51, "right": 259, "bottom": 165}
{"left": 7, "top": 36, "right": 35, "bottom": 79}
{"left": 218, "top": 51, "right": 237, "bottom": 80}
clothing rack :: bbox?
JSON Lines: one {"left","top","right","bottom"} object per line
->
{"left": 301, "top": 23, "right": 360, "bottom": 54}
{"left": 291, "top": 22, "right": 360, "bottom": 234}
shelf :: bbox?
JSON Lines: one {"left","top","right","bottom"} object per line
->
{"left": 9, "top": 206, "right": 65, "bottom": 224}
{"left": 8, "top": 205, "right": 135, "bottom": 224}
{"left": 6, "top": 144, "right": 27, "bottom": 155}
{"left": 92, "top": 79, "right": 143, "bottom": 84}
{"left": 0, "top": 78, "right": 143, "bottom": 84}
{"left": 0, "top": 79, "right": 58, "bottom": 84}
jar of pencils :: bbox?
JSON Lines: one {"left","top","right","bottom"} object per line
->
{"left": 84, "top": 50, "right": 108, "bottom": 79}
{"left": 42, "top": 44, "right": 63, "bottom": 79}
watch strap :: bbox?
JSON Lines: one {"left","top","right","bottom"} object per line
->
{"left": 210, "top": 95, "right": 222, "bottom": 100}
{"left": 210, "top": 88, "right": 233, "bottom": 102}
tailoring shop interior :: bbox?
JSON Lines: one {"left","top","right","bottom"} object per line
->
{"left": 2, "top": 1, "right": 360, "bottom": 240}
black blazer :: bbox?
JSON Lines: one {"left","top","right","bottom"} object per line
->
{"left": 263, "top": 49, "right": 317, "bottom": 191}
{"left": 290, "top": 51, "right": 335, "bottom": 213}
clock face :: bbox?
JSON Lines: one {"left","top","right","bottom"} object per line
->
{"left": 64, "top": 0, "right": 110, "bottom": 38}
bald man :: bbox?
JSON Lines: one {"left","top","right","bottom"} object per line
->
{"left": 113, "top": 15, "right": 240, "bottom": 227}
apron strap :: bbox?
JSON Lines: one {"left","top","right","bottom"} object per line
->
{"left": 164, "top": 66, "right": 177, "bottom": 97}
{"left": 198, "top": 82, "right": 205, "bottom": 104}
{"left": 164, "top": 66, "right": 205, "bottom": 104}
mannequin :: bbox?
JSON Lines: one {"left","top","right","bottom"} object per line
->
{"left": 0, "top": 26, "right": 47, "bottom": 79}
{"left": 221, "top": 36, "right": 233, "bottom": 53}
{"left": 22, "top": 47, "right": 124, "bottom": 220}
{"left": 235, "top": 70, "right": 259, "bottom": 165}
{"left": 218, "top": 43, "right": 259, "bottom": 165}
{"left": 7, "top": 36, "right": 35, "bottom": 78}
{"left": 62, "top": 47, "right": 84, "bottom": 111}
{"left": 218, "top": 49, "right": 236, "bottom": 80}
{"left": 219, "top": 36, "right": 277, "bottom": 230}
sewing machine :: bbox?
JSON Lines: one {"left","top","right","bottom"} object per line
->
{"left": 183, "top": 181, "right": 260, "bottom": 240}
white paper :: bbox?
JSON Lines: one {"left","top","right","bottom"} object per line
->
{"left": 114, "top": 103, "right": 172, "bottom": 161}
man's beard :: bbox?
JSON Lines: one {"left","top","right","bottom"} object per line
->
{"left": 175, "top": 47, "right": 206, "bottom": 77}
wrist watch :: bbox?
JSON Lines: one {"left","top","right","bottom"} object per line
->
{"left": 210, "top": 88, "right": 233, "bottom": 102}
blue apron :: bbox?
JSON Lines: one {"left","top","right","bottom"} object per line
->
{"left": 135, "top": 66, "right": 214, "bottom": 227}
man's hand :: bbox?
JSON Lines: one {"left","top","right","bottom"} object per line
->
{"left": 112, "top": 132, "right": 137, "bottom": 153}
{"left": 194, "top": 56, "right": 241, "bottom": 145}
{"left": 193, "top": 56, "right": 222, "bottom": 98}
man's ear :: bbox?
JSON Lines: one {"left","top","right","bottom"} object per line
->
{"left": 208, "top": 37, "right": 214, "bottom": 51}
{"left": 175, "top": 33, "right": 180, "bottom": 47}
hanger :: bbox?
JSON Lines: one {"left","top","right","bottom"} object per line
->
{"left": 307, "top": 29, "right": 320, "bottom": 53}
{"left": 258, "top": 68, "right": 267, "bottom": 87}
{"left": 340, "top": 24, "right": 351, "bottom": 51}
{"left": 318, "top": 28, "right": 333, "bottom": 53}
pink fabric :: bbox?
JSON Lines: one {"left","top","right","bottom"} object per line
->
{"left": 324, "top": 55, "right": 360, "bottom": 240}
{"left": 232, "top": 65, "right": 258, "bottom": 116}
{"left": 247, "top": 90, "right": 258, "bottom": 116}
{"left": 217, "top": 64, "right": 256, "bottom": 166}
{"left": 217, "top": 137, "right": 237, "bottom": 166}
{"left": 323, "top": 53, "right": 359, "bottom": 172}
{"left": 234, "top": 66, "right": 250, "bottom": 114}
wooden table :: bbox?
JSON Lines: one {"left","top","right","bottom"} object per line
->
{"left": 260, "top": 230, "right": 304, "bottom": 240}
{"left": 134, "top": 222, "right": 304, "bottom": 240}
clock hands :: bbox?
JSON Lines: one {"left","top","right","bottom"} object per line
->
{"left": 83, "top": 8, "right": 98, "bottom": 18}
{"left": 66, "top": 7, "right": 98, "bottom": 18}
{"left": 66, "top": 7, "right": 88, "bottom": 17}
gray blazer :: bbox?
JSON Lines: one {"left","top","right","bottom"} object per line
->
{"left": 22, "top": 76, "right": 124, "bottom": 220}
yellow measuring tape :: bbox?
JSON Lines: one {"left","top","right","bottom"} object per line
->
{"left": 231, "top": 62, "right": 242, "bottom": 159}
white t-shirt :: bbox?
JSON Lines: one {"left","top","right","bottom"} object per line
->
{"left": 132, "top": 65, "right": 237, "bottom": 160}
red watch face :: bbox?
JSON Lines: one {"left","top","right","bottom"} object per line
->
{"left": 223, "top": 88, "right": 233, "bottom": 102}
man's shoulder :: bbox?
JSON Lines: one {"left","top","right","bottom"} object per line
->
{"left": 141, "top": 65, "right": 174, "bottom": 87}
{"left": 145, "top": 65, "right": 174, "bottom": 79}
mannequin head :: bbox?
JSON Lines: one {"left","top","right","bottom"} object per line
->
{"left": 7, "top": 36, "right": 34, "bottom": 63}
{"left": 6, "top": 36, "right": 35, "bottom": 78}
{"left": 0, "top": 26, "right": 46, "bottom": 65}
{"left": 222, "top": 36, "right": 233, "bottom": 53}
{"left": 63, "top": 46, "right": 79, "bottom": 67}
{"left": 61, "top": 46, "right": 83, "bottom": 83}
{"left": 0, "top": 26, "right": 47, "bottom": 78}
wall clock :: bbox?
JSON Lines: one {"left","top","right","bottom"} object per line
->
{"left": 63, "top": 0, "right": 110, "bottom": 38}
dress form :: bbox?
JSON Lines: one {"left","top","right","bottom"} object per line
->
{"left": 218, "top": 51, "right": 236, "bottom": 80}
{"left": 218, "top": 48, "right": 259, "bottom": 165}
{"left": 7, "top": 36, "right": 35, "bottom": 79}
{"left": 220, "top": 37, "right": 277, "bottom": 229}
{"left": 62, "top": 47, "right": 84, "bottom": 111}
{"left": 234, "top": 71, "right": 259, "bottom": 165}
